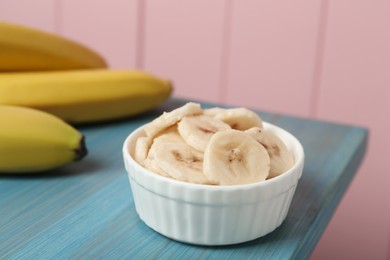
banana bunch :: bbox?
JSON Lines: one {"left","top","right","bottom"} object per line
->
{"left": 0, "top": 21, "right": 173, "bottom": 123}
{"left": 0, "top": 106, "right": 86, "bottom": 173}
{"left": 0, "top": 21, "right": 172, "bottom": 173}
{"left": 134, "top": 103, "right": 295, "bottom": 185}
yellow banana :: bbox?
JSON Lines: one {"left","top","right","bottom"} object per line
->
{"left": 0, "top": 21, "right": 107, "bottom": 71}
{"left": 0, "top": 69, "right": 173, "bottom": 124}
{"left": 0, "top": 105, "right": 87, "bottom": 173}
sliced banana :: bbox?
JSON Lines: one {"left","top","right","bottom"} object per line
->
{"left": 211, "top": 107, "right": 263, "bottom": 130}
{"left": 144, "top": 125, "right": 183, "bottom": 178}
{"left": 245, "top": 127, "right": 294, "bottom": 178}
{"left": 144, "top": 156, "right": 170, "bottom": 178}
{"left": 145, "top": 125, "right": 212, "bottom": 184}
{"left": 153, "top": 125, "right": 183, "bottom": 145}
{"left": 177, "top": 114, "right": 231, "bottom": 152}
{"left": 203, "top": 130, "right": 270, "bottom": 185}
{"left": 203, "top": 107, "right": 226, "bottom": 117}
{"left": 144, "top": 102, "right": 202, "bottom": 138}
{"left": 149, "top": 142, "right": 213, "bottom": 184}
{"left": 134, "top": 136, "right": 152, "bottom": 166}
{"left": 244, "top": 127, "right": 263, "bottom": 142}
{"left": 138, "top": 103, "right": 292, "bottom": 185}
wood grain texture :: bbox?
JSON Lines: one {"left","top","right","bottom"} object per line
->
{"left": 224, "top": 0, "right": 322, "bottom": 117}
{"left": 0, "top": 99, "right": 367, "bottom": 259}
{"left": 60, "top": 0, "right": 139, "bottom": 69}
{"left": 142, "top": 0, "right": 226, "bottom": 102}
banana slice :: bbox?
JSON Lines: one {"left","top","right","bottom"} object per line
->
{"left": 210, "top": 107, "right": 263, "bottom": 130}
{"left": 145, "top": 125, "right": 212, "bottom": 184}
{"left": 144, "top": 156, "right": 171, "bottom": 178}
{"left": 245, "top": 127, "right": 294, "bottom": 178}
{"left": 244, "top": 127, "right": 263, "bottom": 141}
{"left": 203, "top": 130, "right": 270, "bottom": 185}
{"left": 153, "top": 125, "right": 183, "bottom": 145}
{"left": 203, "top": 107, "right": 226, "bottom": 117}
{"left": 135, "top": 125, "right": 181, "bottom": 167}
{"left": 148, "top": 142, "right": 213, "bottom": 184}
{"left": 134, "top": 136, "right": 152, "bottom": 166}
{"left": 145, "top": 102, "right": 202, "bottom": 138}
{"left": 177, "top": 114, "right": 231, "bottom": 152}
{"left": 144, "top": 126, "right": 183, "bottom": 178}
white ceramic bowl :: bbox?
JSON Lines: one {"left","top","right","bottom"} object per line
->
{"left": 123, "top": 122, "right": 304, "bottom": 245}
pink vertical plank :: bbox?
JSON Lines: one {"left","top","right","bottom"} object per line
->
{"left": 0, "top": 0, "right": 56, "bottom": 32}
{"left": 311, "top": 0, "right": 390, "bottom": 259}
{"left": 142, "top": 0, "right": 226, "bottom": 103}
{"left": 225, "top": 0, "right": 322, "bottom": 117}
{"left": 61, "top": 0, "right": 139, "bottom": 69}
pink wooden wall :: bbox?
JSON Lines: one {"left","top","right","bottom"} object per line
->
{"left": 1, "top": 0, "right": 389, "bottom": 259}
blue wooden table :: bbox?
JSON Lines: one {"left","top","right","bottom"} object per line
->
{"left": 0, "top": 98, "right": 368, "bottom": 259}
